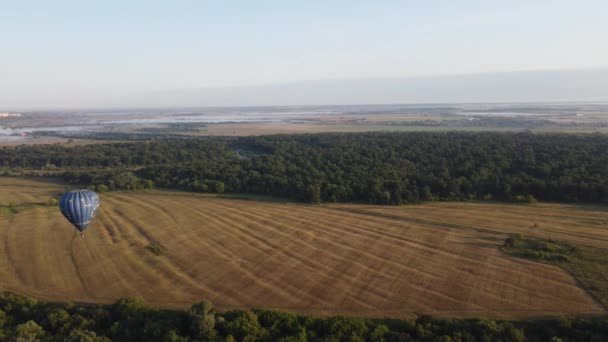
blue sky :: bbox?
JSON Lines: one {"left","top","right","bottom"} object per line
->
{"left": 1, "top": 1, "right": 608, "bottom": 107}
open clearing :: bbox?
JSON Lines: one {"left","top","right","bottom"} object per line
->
{"left": 0, "top": 177, "right": 606, "bottom": 319}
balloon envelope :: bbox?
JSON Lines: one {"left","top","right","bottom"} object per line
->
{"left": 59, "top": 190, "right": 100, "bottom": 232}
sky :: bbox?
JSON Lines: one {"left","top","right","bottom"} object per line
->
{"left": 1, "top": 0, "right": 608, "bottom": 108}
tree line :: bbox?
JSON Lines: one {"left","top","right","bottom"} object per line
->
{"left": 2, "top": 132, "right": 608, "bottom": 204}
{"left": 1, "top": 292, "right": 607, "bottom": 341}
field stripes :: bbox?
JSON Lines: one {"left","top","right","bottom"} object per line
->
{"left": 0, "top": 178, "right": 606, "bottom": 318}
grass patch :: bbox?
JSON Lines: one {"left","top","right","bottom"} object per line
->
{"left": 503, "top": 234, "right": 574, "bottom": 262}
{"left": 145, "top": 243, "right": 166, "bottom": 256}
{"left": 0, "top": 204, "right": 19, "bottom": 219}
{"left": 45, "top": 197, "right": 59, "bottom": 206}
{"left": 563, "top": 247, "right": 608, "bottom": 310}
{"left": 0, "top": 207, "right": 13, "bottom": 219}
{"left": 503, "top": 234, "right": 608, "bottom": 310}
{"left": 0, "top": 201, "right": 53, "bottom": 219}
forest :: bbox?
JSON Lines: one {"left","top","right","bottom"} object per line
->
{"left": 1, "top": 132, "right": 608, "bottom": 204}
{"left": 1, "top": 292, "right": 607, "bottom": 341}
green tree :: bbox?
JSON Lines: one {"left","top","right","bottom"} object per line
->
{"left": 65, "top": 328, "right": 110, "bottom": 342}
{"left": 162, "top": 330, "right": 189, "bottom": 342}
{"left": 112, "top": 297, "right": 147, "bottom": 320}
{"left": 0, "top": 309, "right": 5, "bottom": 328}
{"left": 224, "top": 311, "right": 266, "bottom": 341}
{"left": 0, "top": 308, "right": 6, "bottom": 340}
{"left": 369, "top": 324, "right": 389, "bottom": 342}
{"left": 189, "top": 301, "right": 214, "bottom": 317}
{"left": 306, "top": 184, "right": 321, "bottom": 204}
{"left": 189, "top": 301, "right": 216, "bottom": 340}
{"left": 46, "top": 308, "right": 70, "bottom": 333}
{"left": 15, "top": 320, "right": 45, "bottom": 342}
{"left": 325, "top": 316, "right": 367, "bottom": 341}
{"left": 214, "top": 181, "right": 225, "bottom": 195}
{"left": 421, "top": 186, "right": 434, "bottom": 201}
{"left": 195, "top": 315, "right": 216, "bottom": 340}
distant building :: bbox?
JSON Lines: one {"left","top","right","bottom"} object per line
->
{"left": 0, "top": 112, "right": 22, "bottom": 117}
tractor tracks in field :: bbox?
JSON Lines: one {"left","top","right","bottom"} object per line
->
{"left": 329, "top": 207, "right": 506, "bottom": 237}
{"left": 329, "top": 207, "right": 608, "bottom": 252}
{"left": 331, "top": 206, "right": 608, "bottom": 314}
{"left": 2, "top": 215, "right": 27, "bottom": 287}
{"left": 70, "top": 234, "right": 93, "bottom": 298}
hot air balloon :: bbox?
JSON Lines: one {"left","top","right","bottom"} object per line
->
{"left": 59, "top": 189, "right": 100, "bottom": 237}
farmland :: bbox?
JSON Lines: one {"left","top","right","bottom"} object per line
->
{"left": 3, "top": 103, "right": 608, "bottom": 146}
{"left": 1, "top": 177, "right": 607, "bottom": 320}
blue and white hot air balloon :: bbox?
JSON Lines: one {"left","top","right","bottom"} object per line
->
{"left": 59, "top": 189, "right": 100, "bottom": 237}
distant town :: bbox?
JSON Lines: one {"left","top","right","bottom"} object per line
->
{"left": 0, "top": 112, "right": 22, "bottom": 117}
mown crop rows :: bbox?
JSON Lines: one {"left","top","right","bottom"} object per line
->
{"left": 0, "top": 177, "right": 605, "bottom": 319}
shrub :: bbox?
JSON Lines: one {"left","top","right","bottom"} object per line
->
{"left": 524, "top": 250, "right": 541, "bottom": 259}
{"left": 96, "top": 184, "right": 109, "bottom": 193}
{"left": 46, "top": 197, "right": 59, "bottom": 207}
{"left": 145, "top": 243, "right": 165, "bottom": 256}
{"left": 549, "top": 254, "right": 570, "bottom": 262}
{"left": 526, "top": 195, "right": 538, "bottom": 203}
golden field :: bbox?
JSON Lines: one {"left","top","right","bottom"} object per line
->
{"left": 0, "top": 177, "right": 606, "bottom": 319}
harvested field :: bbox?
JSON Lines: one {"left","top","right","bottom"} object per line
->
{"left": 0, "top": 177, "right": 606, "bottom": 319}
{"left": 342, "top": 202, "right": 608, "bottom": 250}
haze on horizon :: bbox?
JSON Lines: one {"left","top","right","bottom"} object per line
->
{"left": 2, "top": 0, "right": 608, "bottom": 109}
